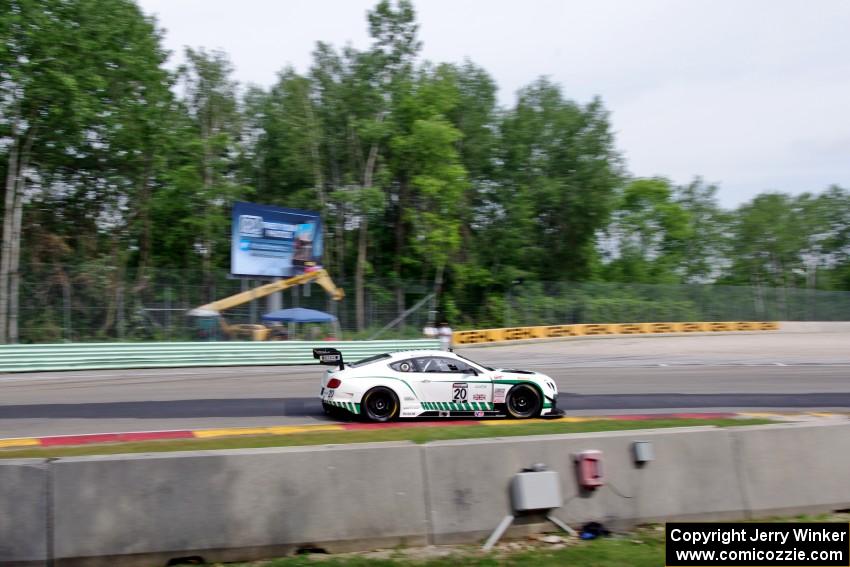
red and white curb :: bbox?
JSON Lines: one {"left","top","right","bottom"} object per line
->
{"left": 0, "top": 412, "right": 845, "bottom": 450}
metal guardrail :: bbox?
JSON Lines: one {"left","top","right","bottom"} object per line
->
{"left": 452, "top": 321, "right": 780, "bottom": 345}
{"left": 0, "top": 322, "right": 781, "bottom": 372}
{"left": 0, "top": 340, "right": 442, "bottom": 373}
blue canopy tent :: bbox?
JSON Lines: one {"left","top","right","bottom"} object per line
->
{"left": 261, "top": 307, "right": 339, "bottom": 339}
{"left": 262, "top": 307, "right": 336, "bottom": 323}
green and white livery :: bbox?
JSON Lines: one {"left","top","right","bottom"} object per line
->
{"left": 314, "top": 348, "right": 562, "bottom": 422}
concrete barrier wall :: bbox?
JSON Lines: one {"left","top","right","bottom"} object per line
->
{"left": 423, "top": 426, "right": 748, "bottom": 544}
{"left": 50, "top": 442, "right": 428, "bottom": 567}
{"left": 778, "top": 321, "right": 850, "bottom": 333}
{"left": 733, "top": 422, "right": 850, "bottom": 516}
{"left": 3, "top": 423, "right": 850, "bottom": 566}
{"left": 0, "top": 460, "right": 48, "bottom": 566}
{"left": 423, "top": 423, "right": 850, "bottom": 546}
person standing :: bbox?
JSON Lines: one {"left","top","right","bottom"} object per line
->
{"left": 437, "top": 321, "right": 453, "bottom": 351}
{"left": 423, "top": 323, "right": 437, "bottom": 339}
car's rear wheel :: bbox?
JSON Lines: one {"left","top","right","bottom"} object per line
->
{"left": 505, "top": 384, "right": 542, "bottom": 419}
{"left": 361, "top": 386, "right": 399, "bottom": 422}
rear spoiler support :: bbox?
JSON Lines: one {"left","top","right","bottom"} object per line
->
{"left": 313, "top": 347, "right": 344, "bottom": 369}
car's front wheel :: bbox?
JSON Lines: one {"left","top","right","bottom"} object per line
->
{"left": 361, "top": 386, "right": 399, "bottom": 422}
{"left": 505, "top": 384, "right": 542, "bottom": 419}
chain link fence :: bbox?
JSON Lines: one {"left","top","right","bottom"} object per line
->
{"left": 498, "top": 281, "right": 850, "bottom": 328}
{"left": 16, "top": 263, "right": 850, "bottom": 343}
{"left": 18, "top": 264, "right": 437, "bottom": 343}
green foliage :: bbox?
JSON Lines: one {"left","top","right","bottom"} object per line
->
{"left": 244, "top": 69, "right": 322, "bottom": 206}
{"left": 20, "top": 310, "right": 63, "bottom": 343}
{"left": 723, "top": 193, "right": 805, "bottom": 288}
{"left": 494, "top": 80, "right": 624, "bottom": 282}
{"left": 583, "top": 298, "right": 699, "bottom": 323}
{"left": 602, "top": 178, "right": 694, "bottom": 284}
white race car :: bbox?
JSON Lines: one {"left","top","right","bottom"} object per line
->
{"left": 314, "top": 348, "right": 562, "bottom": 422}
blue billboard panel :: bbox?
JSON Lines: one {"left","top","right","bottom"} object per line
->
{"left": 231, "top": 201, "right": 323, "bottom": 277}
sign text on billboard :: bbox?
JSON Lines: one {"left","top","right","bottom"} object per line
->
{"left": 231, "top": 201, "right": 323, "bottom": 277}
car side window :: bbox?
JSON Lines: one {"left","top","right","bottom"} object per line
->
{"left": 390, "top": 359, "right": 416, "bottom": 372}
{"left": 414, "top": 357, "right": 473, "bottom": 373}
{"left": 443, "top": 358, "right": 472, "bottom": 373}
{"left": 412, "top": 357, "right": 439, "bottom": 373}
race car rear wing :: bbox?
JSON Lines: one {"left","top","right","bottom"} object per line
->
{"left": 313, "top": 347, "right": 344, "bottom": 369}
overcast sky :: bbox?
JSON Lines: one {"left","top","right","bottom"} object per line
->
{"left": 138, "top": 0, "right": 850, "bottom": 208}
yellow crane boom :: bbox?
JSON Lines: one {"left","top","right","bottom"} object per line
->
{"left": 188, "top": 269, "right": 343, "bottom": 316}
{"left": 187, "top": 269, "right": 344, "bottom": 341}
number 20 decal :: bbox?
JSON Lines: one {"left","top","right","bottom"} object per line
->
{"left": 452, "top": 383, "right": 468, "bottom": 402}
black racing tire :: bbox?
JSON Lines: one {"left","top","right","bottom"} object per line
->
{"left": 505, "top": 384, "right": 542, "bottom": 419}
{"left": 361, "top": 386, "right": 400, "bottom": 422}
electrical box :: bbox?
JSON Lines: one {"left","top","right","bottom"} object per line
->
{"left": 576, "top": 450, "right": 604, "bottom": 489}
{"left": 510, "top": 470, "right": 563, "bottom": 511}
{"left": 632, "top": 441, "right": 654, "bottom": 464}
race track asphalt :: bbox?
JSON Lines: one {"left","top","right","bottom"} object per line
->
{"left": 1, "top": 332, "right": 848, "bottom": 437}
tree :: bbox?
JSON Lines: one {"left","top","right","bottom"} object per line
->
{"left": 363, "top": 0, "right": 422, "bottom": 323}
{"left": 791, "top": 186, "right": 850, "bottom": 290}
{"left": 818, "top": 186, "right": 850, "bottom": 289}
{"left": 723, "top": 193, "right": 805, "bottom": 289}
{"left": 177, "top": 48, "right": 246, "bottom": 302}
{"left": 602, "top": 178, "right": 693, "bottom": 284}
{"left": 0, "top": 0, "right": 172, "bottom": 342}
{"left": 244, "top": 69, "right": 323, "bottom": 207}
{"left": 387, "top": 63, "right": 467, "bottom": 311}
{"left": 673, "top": 178, "right": 729, "bottom": 283}
{"left": 312, "top": 0, "right": 424, "bottom": 330}
{"left": 437, "top": 62, "right": 500, "bottom": 318}
{"left": 312, "top": 43, "right": 389, "bottom": 331}
{"left": 496, "top": 79, "right": 624, "bottom": 282}
{"left": 310, "top": 43, "right": 360, "bottom": 283}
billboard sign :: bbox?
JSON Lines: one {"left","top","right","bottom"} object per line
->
{"left": 231, "top": 201, "right": 323, "bottom": 277}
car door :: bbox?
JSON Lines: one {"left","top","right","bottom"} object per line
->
{"left": 412, "top": 356, "right": 490, "bottom": 411}
{"left": 452, "top": 358, "right": 494, "bottom": 411}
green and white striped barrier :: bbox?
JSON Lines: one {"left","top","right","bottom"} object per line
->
{"left": 0, "top": 340, "right": 441, "bottom": 373}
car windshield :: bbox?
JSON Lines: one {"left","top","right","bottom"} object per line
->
{"left": 454, "top": 353, "right": 493, "bottom": 371}
{"left": 347, "top": 353, "right": 392, "bottom": 368}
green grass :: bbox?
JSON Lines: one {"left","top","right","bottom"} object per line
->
{"left": 0, "top": 417, "right": 771, "bottom": 459}
{"left": 221, "top": 514, "right": 850, "bottom": 567}
{"left": 215, "top": 528, "right": 667, "bottom": 567}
